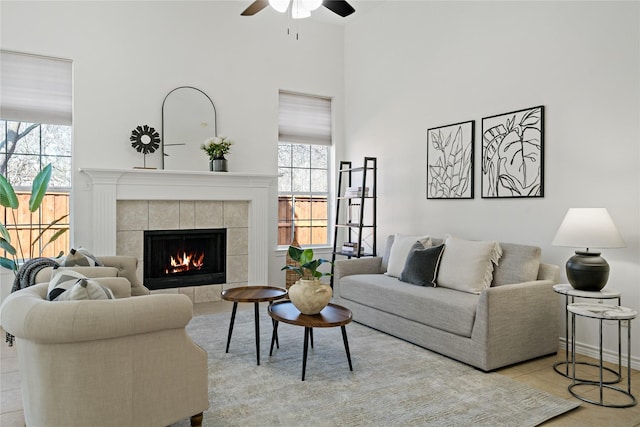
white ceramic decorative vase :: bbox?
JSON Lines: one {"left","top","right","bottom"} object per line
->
{"left": 288, "top": 278, "right": 332, "bottom": 315}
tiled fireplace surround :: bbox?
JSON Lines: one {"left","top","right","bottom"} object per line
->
{"left": 81, "top": 168, "right": 277, "bottom": 303}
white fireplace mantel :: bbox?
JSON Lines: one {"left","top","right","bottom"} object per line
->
{"left": 80, "top": 168, "right": 278, "bottom": 284}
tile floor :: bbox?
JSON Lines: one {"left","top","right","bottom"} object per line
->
{"left": 2, "top": 300, "right": 639, "bottom": 426}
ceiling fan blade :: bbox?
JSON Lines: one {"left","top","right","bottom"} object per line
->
{"left": 322, "top": 0, "right": 355, "bottom": 17}
{"left": 241, "top": 0, "right": 269, "bottom": 16}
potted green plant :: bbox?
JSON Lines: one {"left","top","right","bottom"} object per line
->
{"left": 201, "top": 136, "right": 233, "bottom": 172}
{"left": 281, "top": 246, "right": 333, "bottom": 314}
{"left": 0, "top": 164, "right": 68, "bottom": 274}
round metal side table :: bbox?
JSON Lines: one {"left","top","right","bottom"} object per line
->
{"left": 553, "top": 284, "right": 622, "bottom": 384}
{"left": 567, "top": 303, "right": 636, "bottom": 408}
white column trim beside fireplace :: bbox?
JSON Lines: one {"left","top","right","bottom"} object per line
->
{"left": 80, "top": 168, "right": 278, "bottom": 284}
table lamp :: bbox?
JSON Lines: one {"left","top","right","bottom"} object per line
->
{"left": 552, "top": 208, "right": 625, "bottom": 291}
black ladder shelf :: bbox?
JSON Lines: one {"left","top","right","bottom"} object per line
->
{"left": 330, "top": 157, "right": 377, "bottom": 287}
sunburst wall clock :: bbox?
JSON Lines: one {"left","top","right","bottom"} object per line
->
{"left": 130, "top": 124, "right": 160, "bottom": 169}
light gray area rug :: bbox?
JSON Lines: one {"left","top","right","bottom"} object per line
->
{"left": 173, "top": 309, "right": 579, "bottom": 426}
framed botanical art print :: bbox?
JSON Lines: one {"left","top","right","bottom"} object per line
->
{"left": 427, "top": 120, "right": 474, "bottom": 199}
{"left": 481, "top": 106, "right": 544, "bottom": 198}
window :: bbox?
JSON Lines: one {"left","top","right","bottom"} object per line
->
{"left": 277, "top": 91, "right": 331, "bottom": 247}
{"left": 1, "top": 51, "right": 72, "bottom": 260}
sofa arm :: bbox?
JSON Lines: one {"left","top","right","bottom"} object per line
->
{"left": 334, "top": 257, "right": 383, "bottom": 281}
{"left": 538, "top": 262, "right": 560, "bottom": 282}
{"left": 473, "top": 279, "right": 560, "bottom": 370}
{"left": 333, "top": 257, "right": 383, "bottom": 300}
{"left": 1, "top": 283, "right": 193, "bottom": 344}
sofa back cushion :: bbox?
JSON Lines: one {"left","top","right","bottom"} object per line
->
{"left": 36, "top": 266, "right": 120, "bottom": 285}
{"left": 381, "top": 235, "right": 395, "bottom": 272}
{"left": 382, "top": 235, "right": 541, "bottom": 288}
{"left": 491, "top": 242, "right": 541, "bottom": 286}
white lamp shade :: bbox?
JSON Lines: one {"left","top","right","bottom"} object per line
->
{"left": 269, "top": 0, "right": 290, "bottom": 13}
{"left": 552, "top": 208, "right": 625, "bottom": 249}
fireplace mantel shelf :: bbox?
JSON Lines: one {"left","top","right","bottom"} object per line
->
{"left": 80, "top": 167, "right": 278, "bottom": 189}
{"left": 81, "top": 167, "right": 276, "bottom": 285}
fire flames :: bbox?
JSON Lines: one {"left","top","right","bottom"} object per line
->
{"left": 165, "top": 250, "right": 205, "bottom": 274}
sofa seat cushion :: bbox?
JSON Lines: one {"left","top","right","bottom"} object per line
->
{"left": 339, "top": 274, "right": 480, "bottom": 338}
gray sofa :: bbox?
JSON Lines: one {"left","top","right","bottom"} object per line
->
{"left": 332, "top": 236, "right": 560, "bottom": 371}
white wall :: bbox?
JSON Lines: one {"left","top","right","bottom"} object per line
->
{"left": 0, "top": 1, "right": 346, "bottom": 296}
{"left": 344, "top": 1, "right": 640, "bottom": 366}
{"left": 3, "top": 0, "right": 639, "bottom": 366}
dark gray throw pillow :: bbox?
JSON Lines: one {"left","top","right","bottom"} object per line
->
{"left": 399, "top": 243, "right": 445, "bottom": 287}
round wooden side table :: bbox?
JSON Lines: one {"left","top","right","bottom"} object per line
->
{"left": 567, "top": 302, "right": 636, "bottom": 408}
{"left": 221, "top": 286, "right": 288, "bottom": 365}
{"left": 268, "top": 300, "right": 353, "bottom": 381}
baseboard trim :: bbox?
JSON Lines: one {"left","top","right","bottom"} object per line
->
{"left": 559, "top": 337, "right": 640, "bottom": 371}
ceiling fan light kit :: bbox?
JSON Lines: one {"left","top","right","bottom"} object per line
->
{"left": 242, "top": 0, "right": 355, "bottom": 18}
{"left": 269, "top": 0, "right": 290, "bottom": 13}
{"left": 270, "top": 0, "right": 323, "bottom": 18}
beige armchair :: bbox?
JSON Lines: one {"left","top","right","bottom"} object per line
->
{"left": 0, "top": 282, "right": 208, "bottom": 427}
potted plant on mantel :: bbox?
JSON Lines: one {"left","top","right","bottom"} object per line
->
{"left": 201, "top": 136, "right": 233, "bottom": 172}
{"left": 281, "top": 246, "right": 333, "bottom": 315}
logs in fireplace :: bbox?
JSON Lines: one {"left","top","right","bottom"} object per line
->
{"left": 144, "top": 228, "right": 226, "bottom": 290}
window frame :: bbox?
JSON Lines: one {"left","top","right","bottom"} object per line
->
{"left": 277, "top": 91, "right": 333, "bottom": 249}
{"left": 1, "top": 120, "right": 72, "bottom": 260}
{"left": 277, "top": 142, "right": 331, "bottom": 248}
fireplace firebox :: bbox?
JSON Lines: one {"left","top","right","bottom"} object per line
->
{"left": 144, "top": 228, "right": 226, "bottom": 290}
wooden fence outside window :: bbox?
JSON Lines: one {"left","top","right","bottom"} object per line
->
{"left": 3, "top": 191, "right": 70, "bottom": 260}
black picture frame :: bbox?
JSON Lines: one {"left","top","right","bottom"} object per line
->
{"left": 426, "top": 120, "right": 475, "bottom": 199}
{"left": 481, "top": 106, "right": 544, "bottom": 198}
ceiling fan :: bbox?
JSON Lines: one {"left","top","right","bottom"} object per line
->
{"left": 241, "top": 0, "right": 355, "bottom": 19}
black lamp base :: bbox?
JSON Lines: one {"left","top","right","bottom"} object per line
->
{"left": 566, "top": 251, "right": 610, "bottom": 292}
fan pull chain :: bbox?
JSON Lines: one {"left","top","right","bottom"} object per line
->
{"left": 285, "top": 2, "right": 300, "bottom": 40}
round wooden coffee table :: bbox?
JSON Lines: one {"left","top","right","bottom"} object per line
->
{"left": 268, "top": 300, "right": 353, "bottom": 381}
{"left": 221, "top": 286, "right": 288, "bottom": 365}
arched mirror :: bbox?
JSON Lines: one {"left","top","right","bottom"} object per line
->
{"left": 162, "top": 86, "right": 217, "bottom": 170}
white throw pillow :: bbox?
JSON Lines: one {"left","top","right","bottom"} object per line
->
{"left": 60, "top": 247, "right": 103, "bottom": 267}
{"left": 54, "top": 278, "right": 115, "bottom": 301}
{"left": 386, "top": 234, "right": 432, "bottom": 278}
{"left": 47, "top": 268, "right": 87, "bottom": 301}
{"left": 437, "top": 236, "right": 503, "bottom": 294}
